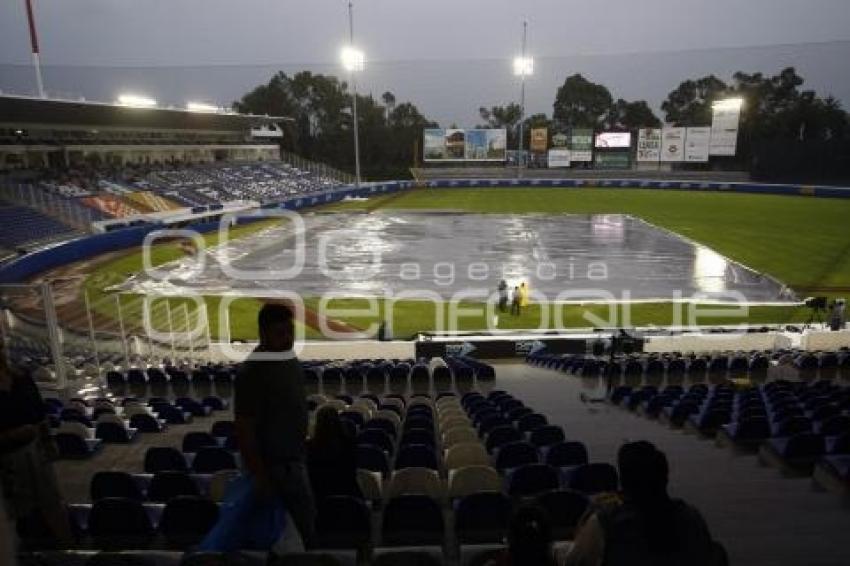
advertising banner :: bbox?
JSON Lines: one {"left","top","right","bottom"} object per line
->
{"left": 685, "top": 127, "right": 711, "bottom": 162}
{"left": 424, "top": 128, "right": 507, "bottom": 161}
{"left": 547, "top": 149, "right": 571, "bottom": 168}
{"left": 594, "top": 131, "right": 632, "bottom": 149}
{"left": 570, "top": 129, "right": 594, "bottom": 162}
{"left": 594, "top": 152, "right": 631, "bottom": 169}
{"left": 551, "top": 131, "right": 569, "bottom": 148}
{"left": 423, "top": 129, "right": 446, "bottom": 160}
{"left": 710, "top": 104, "right": 741, "bottom": 156}
{"left": 530, "top": 128, "right": 548, "bottom": 152}
{"left": 637, "top": 128, "right": 662, "bottom": 162}
{"left": 661, "top": 127, "right": 686, "bottom": 162}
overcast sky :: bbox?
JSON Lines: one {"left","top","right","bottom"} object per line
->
{"left": 2, "top": 0, "right": 849, "bottom": 124}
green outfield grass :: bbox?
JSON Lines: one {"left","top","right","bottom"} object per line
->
{"left": 80, "top": 187, "right": 850, "bottom": 340}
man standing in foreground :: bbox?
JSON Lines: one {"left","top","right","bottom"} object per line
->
{"left": 235, "top": 303, "right": 314, "bottom": 545}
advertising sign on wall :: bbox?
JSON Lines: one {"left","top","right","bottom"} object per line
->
{"left": 423, "top": 128, "right": 507, "bottom": 161}
{"left": 636, "top": 128, "right": 662, "bottom": 162}
{"left": 710, "top": 101, "right": 742, "bottom": 156}
{"left": 685, "top": 127, "right": 711, "bottom": 162}
{"left": 661, "top": 127, "right": 686, "bottom": 162}
{"left": 530, "top": 128, "right": 548, "bottom": 152}
{"left": 570, "top": 128, "right": 594, "bottom": 162}
{"left": 594, "top": 131, "right": 632, "bottom": 149}
{"left": 547, "top": 149, "right": 571, "bottom": 168}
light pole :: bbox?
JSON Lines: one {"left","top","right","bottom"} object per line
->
{"left": 23, "top": 0, "right": 46, "bottom": 98}
{"left": 341, "top": 2, "right": 364, "bottom": 188}
{"left": 513, "top": 21, "right": 533, "bottom": 177}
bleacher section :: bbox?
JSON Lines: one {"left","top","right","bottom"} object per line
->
{"left": 527, "top": 348, "right": 850, "bottom": 496}
{"left": 0, "top": 159, "right": 346, "bottom": 249}
{"left": 19, "top": 356, "right": 630, "bottom": 565}
{"left": 0, "top": 199, "right": 79, "bottom": 249}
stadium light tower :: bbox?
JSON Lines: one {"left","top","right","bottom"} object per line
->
{"left": 116, "top": 94, "right": 157, "bottom": 108}
{"left": 513, "top": 21, "right": 533, "bottom": 177}
{"left": 23, "top": 0, "right": 46, "bottom": 98}
{"left": 341, "top": 1, "right": 363, "bottom": 188}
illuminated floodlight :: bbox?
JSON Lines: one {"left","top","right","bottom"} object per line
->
{"left": 341, "top": 46, "right": 366, "bottom": 72}
{"left": 712, "top": 97, "right": 744, "bottom": 110}
{"left": 186, "top": 101, "right": 219, "bottom": 113}
{"left": 513, "top": 56, "right": 534, "bottom": 77}
{"left": 116, "top": 94, "right": 157, "bottom": 108}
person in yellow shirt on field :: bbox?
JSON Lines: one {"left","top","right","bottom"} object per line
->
{"left": 519, "top": 282, "right": 529, "bottom": 309}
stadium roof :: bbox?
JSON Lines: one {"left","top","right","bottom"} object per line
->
{"left": 0, "top": 94, "right": 291, "bottom": 133}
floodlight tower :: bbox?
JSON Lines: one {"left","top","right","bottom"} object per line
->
{"left": 513, "top": 21, "right": 533, "bottom": 177}
{"left": 23, "top": 0, "right": 46, "bottom": 98}
{"left": 341, "top": 1, "right": 364, "bottom": 188}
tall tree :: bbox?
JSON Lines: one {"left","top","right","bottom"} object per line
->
{"left": 478, "top": 103, "right": 523, "bottom": 147}
{"left": 661, "top": 75, "right": 729, "bottom": 126}
{"left": 552, "top": 74, "right": 614, "bottom": 129}
{"left": 606, "top": 99, "right": 661, "bottom": 130}
{"left": 234, "top": 72, "right": 436, "bottom": 180}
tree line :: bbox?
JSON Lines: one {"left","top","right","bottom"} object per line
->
{"left": 233, "top": 67, "right": 849, "bottom": 181}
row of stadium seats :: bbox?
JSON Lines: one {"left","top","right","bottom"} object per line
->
{"left": 528, "top": 348, "right": 850, "bottom": 378}
{"left": 608, "top": 378, "right": 850, "bottom": 493}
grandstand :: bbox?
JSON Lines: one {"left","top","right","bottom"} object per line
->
{"left": 0, "top": 94, "right": 350, "bottom": 250}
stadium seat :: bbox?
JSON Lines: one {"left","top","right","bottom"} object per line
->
{"left": 86, "top": 497, "right": 155, "bottom": 548}
{"left": 494, "top": 441, "right": 539, "bottom": 470}
{"left": 159, "top": 495, "right": 220, "bottom": 547}
{"left": 90, "top": 471, "right": 144, "bottom": 502}
{"left": 567, "top": 463, "right": 619, "bottom": 495}
{"left": 144, "top": 447, "right": 189, "bottom": 473}
{"left": 395, "top": 444, "right": 438, "bottom": 470}
{"left": 146, "top": 471, "right": 201, "bottom": 502}
{"left": 455, "top": 492, "right": 512, "bottom": 543}
{"left": 445, "top": 442, "right": 491, "bottom": 470}
{"left": 536, "top": 489, "right": 590, "bottom": 540}
{"left": 545, "top": 441, "right": 589, "bottom": 468}
{"left": 191, "top": 447, "right": 238, "bottom": 473}
{"left": 382, "top": 495, "right": 444, "bottom": 546}
{"left": 386, "top": 467, "right": 444, "bottom": 501}
{"left": 507, "top": 463, "right": 561, "bottom": 497}
{"left": 447, "top": 465, "right": 502, "bottom": 500}
{"left": 315, "top": 495, "right": 372, "bottom": 549}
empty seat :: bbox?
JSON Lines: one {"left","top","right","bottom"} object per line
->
{"left": 443, "top": 427, "right": 479, "bottom": 448}
{"left": 485, "top": 426, "right": 522, "bottom": 453}
{"left": 357, "top": 444, "right": 391, "bottom": 477}
{"left": 455, "top": 492, "right": 512, "bottom": 544}
{"left": 211, "top": 420, "right": 236, "bottom": 438}
{"left": 395, "top": 444, "right": 438, "bottom": 470}
{"left": 358, "top": 429, "right": 395, "bottom": 455}
{"left": 129, "top": 413, "right": 163, "bottom": 433}
{"left": 536, "top": 489, "right": 589, "bottom": 540}
{"left": 567, "top": 463, "right": 619, "bottom": 495}
{"left": 445, "top": 442, "right": 490, "bottom": 470}
{"left": 507, "top": 463, "right": 560, "bottom": 497}
{"left": 528, "top": 425, "right": 566, "bottom": 448}
{"left": 87, "top": 497, "right": 154, "bottom": 548}
{"left": 517, "top": 413, "right": 548, "bottom": 433}
{"left": 95, "top": 421, "right": 134, "bottom": 443}
{"left": 159, "top": 495, "right": 220, "bottom": 546}
{"left": 191, "top": 447, "right": 238, "bottom": 473}
{"left": 495, "top": 441, "right": 539, "bottom": 470}
{"left": 90, "top": 471, "right": 144, "bottom": 502}
{"left": 144, "top": 447, "right": 189, "bottom": 473}
{"left": 315, "top": 495, "right": 372, "bottom": 549}
{"left": 183, "top": 431, "right": 220, "bottom": 453}
{"left": 147, "top": 471, "right": 201, "bottom": 502}
{"left": 386, "top": 467, "right": 444, "bottom": 501}
{"left": 545, "top": 441, "right": 589, "bottom": 468}
{"left": 382, "top": 495, "right": 444, "bottom": 546}
{"left": 448, "top": 465, "right": 502, "bottom": 500}
{"left": 55, "top": 433, "right": 99, "bottom": 459}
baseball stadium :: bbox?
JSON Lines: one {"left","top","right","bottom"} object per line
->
{"left": 1, "top": 1, "right": 850, "bottom": 566}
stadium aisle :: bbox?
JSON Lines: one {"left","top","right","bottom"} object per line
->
{"left": 495, "top": 362, "right": 850, "bottom": 566}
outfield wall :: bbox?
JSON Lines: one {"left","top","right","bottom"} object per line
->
{"left": 1, "top": 176, "right": 847, "bottom": 285}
